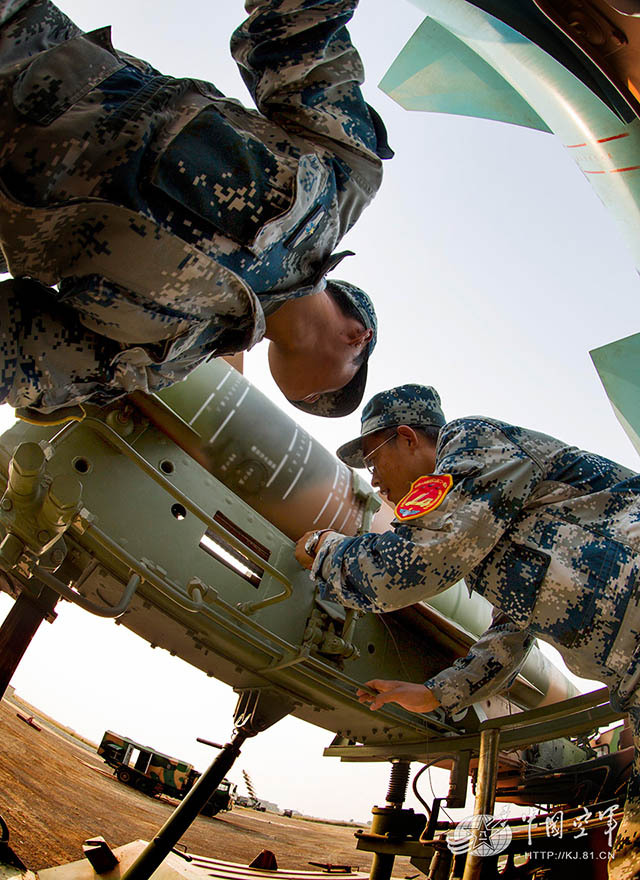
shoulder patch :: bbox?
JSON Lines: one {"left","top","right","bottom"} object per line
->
{"left": 394, "top": 474, "right": 453, "bottom": 522}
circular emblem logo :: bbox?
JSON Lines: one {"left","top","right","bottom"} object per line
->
{"left": 394, "top": 473, "right": 453, "bottom": 521}
{"left": 446, "top": 814, "right": 512, "bottom": 857}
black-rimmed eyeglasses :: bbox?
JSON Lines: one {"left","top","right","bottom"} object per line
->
{"left": 363, "top": 433, "right": 396, "bottom": 475}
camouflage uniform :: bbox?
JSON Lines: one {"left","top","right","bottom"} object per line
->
{"left": 0, "top": 0, "right": 390, "bottom": 413}
{"left": 313, "top": 385, "right": 640, "bottom": 877}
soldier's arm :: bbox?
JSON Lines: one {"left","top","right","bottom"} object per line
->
{"left": 1, "top": 0, "right": 34, "bottom": 26}
{"left": 423, "top": 612, "right": 535, "bottom": 714}
{"left": 230, "top": 0, "right": 390, "bottom": 231}
{"left": 311, "top": 419, "right": 544, "bottom": 611}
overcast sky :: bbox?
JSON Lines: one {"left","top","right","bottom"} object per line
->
{"left": 1, "top": 0, "right": 639, "bottom": 830}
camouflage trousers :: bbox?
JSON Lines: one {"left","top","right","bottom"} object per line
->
{"left": 610, "top": 705, "right": 640, "bottom": 880}
{"left": 0, "top": 277, "right": 200, "bottom": 412}
{"left": 0, "top": 1, "right": 268, "bottom": 412}
{"left": 0, "top": 278, "right": 124, "bottom": 412}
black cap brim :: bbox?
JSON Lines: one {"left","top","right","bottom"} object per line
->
{"left": 336, "top": 425, "right": 383, "bottom": 468}
{"left": 289, "top": 359, "right": 368, "bottom": 419}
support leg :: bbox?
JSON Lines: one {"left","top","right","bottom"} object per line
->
{"left": 121, "top": 729, "right": 249, "bottom": 880}
{"left": 369, "top": 852, "right": 396, "bottom": 880}
{"left": 0, "top": 584, "right": 58, "bottom": 700}
{"left": 461, "top": 728, "right": 500, "bottom": 880}
{"left": 120, "top": 687, "right": 296, "bottom": 880}
{"left": 368, "top": 761, "right": 412, "bottom": 880}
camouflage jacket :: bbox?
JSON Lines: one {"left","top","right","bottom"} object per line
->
{"left": 0, "top": 0, "right": 388, "bottom": 407}
{"left": 313, "top": 417, "right": 640, "bottom": 713}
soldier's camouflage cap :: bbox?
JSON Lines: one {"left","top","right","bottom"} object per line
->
{"left": 337, "top": 384, "right": 446, "bottom": 467}
{"left": 291, "top": 280, "right": 377, "bottom": 418}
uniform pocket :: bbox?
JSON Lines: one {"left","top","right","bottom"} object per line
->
{"left": 518, "top": 513, "right": 638, "bottom": 655}
{"left": 572, "top": 536, "right": 639, "bottom": 660}
{"left": 150, "top": 105, "right": 295, "bottom": 246}
{"left": 13, "top": 28, "right": 124, "bottom": 125}
{"left": 478, "top": 540, "right": 550, "bottom": 628}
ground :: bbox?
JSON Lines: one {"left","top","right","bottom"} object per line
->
{"left": 0, "top": 695, "right": 415, "bottom": 877}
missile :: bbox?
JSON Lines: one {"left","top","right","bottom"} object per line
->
{"left": 383, "top": 0, "right": 640, "bottom": 271}
{"left": 381, "top": 0, "right": 640, "bottom": 459}
{"left": 0, "top": 359, "right": 580, "bottom": 756}
{"left": 153, "top": 358, "right": 579, "bottom": 710}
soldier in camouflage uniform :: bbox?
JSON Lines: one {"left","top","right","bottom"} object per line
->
{"left": 295, "top": 384, "right": 640, "bottom": 878}
{"left": 0, "top": 0, "right": 390, "bottom": 416}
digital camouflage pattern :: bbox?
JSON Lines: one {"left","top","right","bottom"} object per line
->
{"left": 337, "top": 384, "right": 446, "bottom": 467}
{"left": 611, "top": 703, "right": 640, "bottom": 879}
{"left": 315, "top": 407, "right": 640, "bottom": 875}
{"left": 317, "top": 416, "right": 640, "bottom": 710}
{"left": 0, "top": 0, "right": 388, "bottom": 413}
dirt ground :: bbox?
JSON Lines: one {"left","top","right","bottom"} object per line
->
{"left": 0, "top": 696, "right": 415, "bottom": 877}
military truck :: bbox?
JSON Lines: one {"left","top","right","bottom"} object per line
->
{"left": 97, "top": 731, "right": 235, "bottom": 815}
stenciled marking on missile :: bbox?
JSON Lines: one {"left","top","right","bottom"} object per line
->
{"left": 267, "top": 426, "right": 299, "bottom": 489}
{"left": 566, "top": 133, "right": 629, "bottom": 147}
{"left": 303, "top": 438, "right": 312, "bottom": 464}
{"left": 394, "top": 474, "right": 453, "bottom": 521}
{"left": 609, "top": 165, "right": 640, "bottom": 173}
{"left": 583, "top": 165, "right": 640, "bottom": 174}
{"left": 188, "top": 370, "right": 233, "bottom": 426}
{"left": 327, "top": 500, "right": 345, "bottom": 529}
{"left": 312, "top": 464, "right": 342, "bottom": 523}
{"left": 337, "top": 506, "right": 353, "bottom": 531}
{"left": 313, "top": 491, "right": 333, "bottom": 524}
{"left": 282, "top": 467, "right": 304, "bottom": 500}
{"left": 189, "top": 390, "right": 217, "bottom": 426}
{"left": 266, "top": 454, "right": 288, "bottom": 487}
{"left": 250, "top": 445, "right": 276, "bottom": 469}
{"left": 208, "top": 386, "right": 249, "bottom": 444}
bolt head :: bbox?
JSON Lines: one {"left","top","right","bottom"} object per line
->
{"left": 13, "top": 442, "right": 45, "bottom": 475}
{"left": 48, "top": 475, "right": 82, "bottom": 510}
{"left": 1, "top": 498, "right": 12, "bottom": 511}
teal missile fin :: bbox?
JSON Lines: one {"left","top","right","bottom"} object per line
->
{"left": 380, "top": 16, "right": 552, "bottom": 133}
{"left": 591, "top": 332, "right": 640, "bottom": 456}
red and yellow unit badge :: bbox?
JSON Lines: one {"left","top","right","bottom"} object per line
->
{"left": 394, "top": 474, "right": 453, "bottom": 522}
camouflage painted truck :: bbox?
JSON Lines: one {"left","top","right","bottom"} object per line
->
{"left": 97, "top": 731, "right": 236, "bottom": 816}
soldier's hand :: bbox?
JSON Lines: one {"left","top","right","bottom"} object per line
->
{"left": 295, "top": 533, "right": 316, "bottom": 569}
{"left": 357, "top": 679, "right": 440, "bottom": 714}
{"left": 294, "top": 530, "right": 336, "bottom": 570}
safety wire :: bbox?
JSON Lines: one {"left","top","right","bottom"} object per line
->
{"left": 427, "top": 761, "right": 454, "bottom": 823}
{"left": 373, "top": 634, "right": 623, "bottom": 825}
{"left": 378, "top": 615, "right": 457, "bottom": 823}
{"left": 376, "top": 617, "right": 567, "bottom": 825}
{"left": 379, "top": 613, "right": 414, "bottom": 681}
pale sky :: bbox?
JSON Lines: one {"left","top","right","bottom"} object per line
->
{"left": 0, "top": 0, "right": 639, "bottom": 828}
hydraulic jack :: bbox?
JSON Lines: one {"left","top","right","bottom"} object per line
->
{"left": 120, "top": 687, "right": 296, "bottom": 880}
